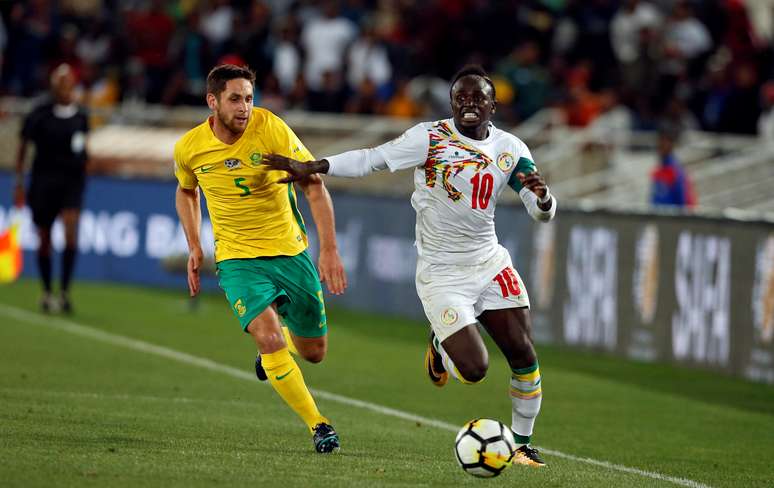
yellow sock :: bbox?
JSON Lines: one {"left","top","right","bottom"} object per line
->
{"left": 282, "top": 326, "right": 299, "bottom": 356}
{"left": 262, "top": 347, "right": 327, "bottom": 431}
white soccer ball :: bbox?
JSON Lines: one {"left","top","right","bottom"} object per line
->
{"left": 454, "top": 418, "right": 516, "bottom": 478}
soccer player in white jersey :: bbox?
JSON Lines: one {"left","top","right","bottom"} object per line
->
{"left": 263, "top": 65, "right": 555, "bottom": 466}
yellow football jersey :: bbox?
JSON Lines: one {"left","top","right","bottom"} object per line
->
{"left": 173, "top": 107, "right": 314, "bottom": 262}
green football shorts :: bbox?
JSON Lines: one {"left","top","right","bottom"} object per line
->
{"left": 216, "top": 251, "right": 327, "bottom": 337}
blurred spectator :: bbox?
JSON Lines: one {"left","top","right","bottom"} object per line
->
{"left": 658, "top": 96, "right": 699, "bottom": 137}
{"left": 163, "top": 10, "right": 210, "bottom": 105}
{"left": 345, "top": 78, "right": 381, "bottom": 114}
{"left": 75, "top": 18, "right": 112, "bottom": 66}
{"left": 5, "top": 0, "right": 57, "bottom": 96}
{"left": 347, "top": 21, "right": 392, "bottom": 98}
{"left": 718, "top": 62, "right": 761, "bottom": 134}
{"left": 563, "top": 61, "right": 604, "bottom": 127}
{"left": 124, "top": 0, "right": 175, "bottom": 103}
{"left": 260, "top": 73, "right": 287, "bottom": 114}
{"left": 0, "top": 0, "right": 769, "bottom": 137}
{"left": 308, "top": 69, "right": 346, "bottom": 112}
{"left": 758, "top": 81, "right": 774, "bottom": 139}
{"left": 384, "top": 78, "right": 421, "bottom": 119}
{"left": 650, "top": 130, "right": 696, "bottom": 208}
{"left": 661, "top": 1, "right": 712, "bottom": 79}
{"left": 273, "top": 19, "right": 301, "bottom": 96}
{"left": 300, "top": 1, "right": 357, "bottom": 94}
{"left": 79, "top": 62, "right": 120, "bottom": 126}
{"left": 236, "top": 1, "right": 272, "bottom": 80}
{"left": 49, "top": 24, "right": 82, "bottom": 80}
{"left": 496, "top": 41, "right": 551, "bottom": 122}
{"left": 200, "top": 0, "right": 234, "bottom": 58}
{"left": 0, "top": 14, "right": 5, "bottom": 81}
{"left": 695, "top": 58, "right": 731, "bottom": 131}
{"left": 610, "top": 0, "right": 661, "bottom": 92}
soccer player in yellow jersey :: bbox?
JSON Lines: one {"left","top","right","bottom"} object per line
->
{"left": 174, "top": 64, "right": 347, "bottom": 453}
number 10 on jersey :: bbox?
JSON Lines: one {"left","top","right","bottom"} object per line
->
{"left": 471, "top": 173, "right": 494, "bottom": 209}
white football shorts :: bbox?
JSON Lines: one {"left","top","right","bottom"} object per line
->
{"left": 415, "top": 245, "right": 531, "bottom": 342}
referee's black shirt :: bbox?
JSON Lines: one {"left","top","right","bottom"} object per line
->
{"left": 21, "top": 102, "right": 89, "bottom": 178}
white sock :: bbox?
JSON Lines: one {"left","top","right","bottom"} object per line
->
{"left": 510, "top": 363, "right": 542, "bottom": 445}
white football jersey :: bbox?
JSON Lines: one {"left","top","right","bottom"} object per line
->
{"left": 374, "top": 118, "right": 539, "bottom": 265}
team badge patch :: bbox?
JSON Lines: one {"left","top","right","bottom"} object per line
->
{"left": 249, "top": 152, "right": 262, "bottom": 166}
{"left": 441, "top": 307, "right": 459, "bottom": 326}
{"left": 224, "top": 158, "right": 242, "bottom": 170}
{"left": 235, "top": 298, "right": 246, "bottom": 317}
{"left": 497, "top": 152, "right": 515, "bottom": 171}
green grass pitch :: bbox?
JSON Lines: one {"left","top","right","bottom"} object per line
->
{"left": 1, "top": 279, "right": 772, "bottom": 487}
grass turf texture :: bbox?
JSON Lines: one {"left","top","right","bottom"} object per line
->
{"left": 0, "top": 279, "right": 772, "bottom": 487}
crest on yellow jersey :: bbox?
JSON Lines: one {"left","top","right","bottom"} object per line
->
{"left": 249, "top": 152, "right": 262, "bottom": 166}
{"left": 224, "top": 159, "right": 242, "bottom": 170}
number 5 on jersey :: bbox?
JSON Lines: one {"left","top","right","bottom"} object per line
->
{"left": 234, "top": 177, "right": 251, "bottom": 196}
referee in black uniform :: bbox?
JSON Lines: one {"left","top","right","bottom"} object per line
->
{"left": 14, "top": 64, "right": 89, "bottom": 313}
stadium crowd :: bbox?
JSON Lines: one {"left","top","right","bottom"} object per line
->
{"left": 2, "top": 0, "right": 773, "bottom": 136}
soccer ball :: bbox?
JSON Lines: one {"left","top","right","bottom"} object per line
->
{"left": 454, "top": 418, "right": 516, "bottom": 478}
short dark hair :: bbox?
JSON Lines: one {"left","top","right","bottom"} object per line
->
{"left": 450, "top": 64, "right": 496, "bottom": 100}
{"left": 206, "top": 64, "right": 256, "bottom": 98}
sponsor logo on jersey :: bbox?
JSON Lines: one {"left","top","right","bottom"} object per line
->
{"left": 441, "top": 307, "right": 458, "bottom": 326}
{"left": 752, "top": 235, "right": 774, "bottom": 344}
{"left": 633, "top": 225, "right": 659, "bottom": 324}
{"left": 224, "top": 159, "right": 242, "bottom": 170}
{"left": 199, "top": 164, "right": 214, "bottom": 173}
{"left": 249, "top": 152, "right": 262, "bottom": 166}
{"left": 497, "top": 152, "right": 515, "bottom": 171}
{"left": 235, "top": 298, "right": 246, "bottom": 317}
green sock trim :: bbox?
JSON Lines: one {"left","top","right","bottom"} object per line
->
{"left": 513, "top": 433, "right": 530, "bottom": 444}
{"left": 512, "top": 363, "right": 539, "bottom": 375}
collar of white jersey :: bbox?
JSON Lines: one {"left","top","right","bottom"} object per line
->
{"left": 449, "top": 118, "right": 495, "bottom": 145}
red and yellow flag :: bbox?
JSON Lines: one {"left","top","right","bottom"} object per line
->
{"left": 0, "top": 213, "right": 23, "bottom": 283}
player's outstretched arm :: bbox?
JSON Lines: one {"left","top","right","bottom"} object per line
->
{"left": 265, "top": 148, "right": 392, "bottom": 183}
{"left": 175, "top": 185, "right": 204, "bottom": 296}
{"left": 296, "top": 174, "right": 348, "bottom": 295}
{"left": 263, "top": 154, "right": 330, "bottom": 183}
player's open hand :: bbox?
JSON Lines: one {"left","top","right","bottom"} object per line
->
{"left": 187, "top": 246, "right": 204, "bottom": 297}
{"left": 318, "top": 247, "right": 347, "bottom": 295}
{"left": 516, "top": 171, "right": 548, "bottom": 200}
{"left": 263, "top": 154, "right": 316, "bottom": 183}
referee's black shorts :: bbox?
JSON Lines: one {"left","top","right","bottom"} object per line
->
{"left": 28, "top": 174, "right": 86, "bottom": 228}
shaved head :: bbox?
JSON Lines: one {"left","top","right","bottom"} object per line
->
{"left": 50, "top": 64, "right": 76, "bottom": 104}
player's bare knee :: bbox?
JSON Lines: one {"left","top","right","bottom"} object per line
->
{"left": 301, "top": 349, "right": 325, "bottom": 363}
{"left": 301, "top": 346, "right": 326, "bottom": 363}
{"left": 459, "top": 361, "right": 488, "bottom": 384}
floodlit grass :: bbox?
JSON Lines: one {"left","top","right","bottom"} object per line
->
{"left": 1, "top": 280, "right": 772, "bottom": 487}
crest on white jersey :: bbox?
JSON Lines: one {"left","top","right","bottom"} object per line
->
{"left": 496, "top": 152, "right": 514, "bottom": 171}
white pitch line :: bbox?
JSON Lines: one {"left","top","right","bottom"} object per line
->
{"left": 0, "top": 303, "right": 711, "bottom": 488}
